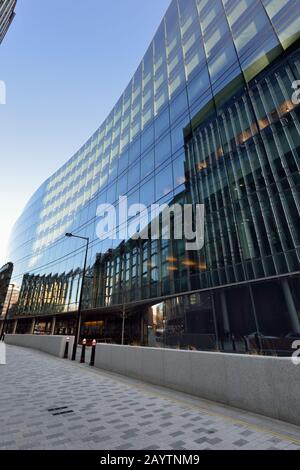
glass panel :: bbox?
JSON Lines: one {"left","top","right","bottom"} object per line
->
{"left": 156, "top": 163, "right": 173, "bottom": 199}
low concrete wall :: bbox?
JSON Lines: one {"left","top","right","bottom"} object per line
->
{"left": 94, "top": 344, "right": 300, "bottom": 426}
{"left": 5, "top": 334, "right": 74, "bottom": 359}
{"left": 0, "top": 342, "right": 6, "bottom": 365}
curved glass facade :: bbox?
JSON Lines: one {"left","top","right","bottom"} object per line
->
{"left": 0, "top": 0, "right": 16, "bottom": 44}
{"left": 6, "top": 0, "right": 300, "bottom": 354}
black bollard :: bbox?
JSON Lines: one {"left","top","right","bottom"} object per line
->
{"left": 80, "top": 338, "right": 86, "bottom": 363}
{"left": 90, "top": 339, "right": 96, "bottom": 366}
{"left": 64, "top": 337, "right": 70, "bottom": 359}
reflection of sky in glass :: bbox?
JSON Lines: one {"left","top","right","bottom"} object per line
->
{"left": 8, "top": 0, "right": 300, "bottom": 288}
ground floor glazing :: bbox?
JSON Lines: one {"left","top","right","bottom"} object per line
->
{"left": 2, "top": 274, "right": 300, "bottom": 357}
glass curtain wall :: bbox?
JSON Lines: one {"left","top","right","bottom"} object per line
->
{"left": 6, "top": 0, "right": 300, "bottom": 354}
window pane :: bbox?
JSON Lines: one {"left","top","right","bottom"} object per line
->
{"left": 156, "top": 164, "right": 173, "bottom": 199}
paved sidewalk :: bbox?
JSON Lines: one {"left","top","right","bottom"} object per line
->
{"left": 0, "top": 345, "right": 299, "bottom": 450}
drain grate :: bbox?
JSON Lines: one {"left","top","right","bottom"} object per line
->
{"left": 52, "top": 410, "right": 74, "bottom": 416}
{"left": 47, "top": 406, "right": 74, "bottom": 416}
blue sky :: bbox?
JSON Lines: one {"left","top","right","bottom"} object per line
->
{"left": 0, "top": 0, "right": 170, "bottom": 266}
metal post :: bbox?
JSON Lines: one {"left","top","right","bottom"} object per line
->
{"left": 12, "top": 319, "right": 17, "bottom": 335}
{"left": 65, "top": 234, "right": 89, "bottom": 361}
{"left": 64, "top": 337, "right": 70, "bottom": 359}
{"left": 121, "top": 301, "right": 126, "bottom": 345}
{"left": 140, "top": 313, "right": 144, "bottom": 346}
{"left": 248, "top": 285, "right": 263, "bottom": 353}
{"left": 282, "top": 278, "right": 300, "bottom": 333}
{"left": 0, "top": 284, "right": 14, "bottom": 341}
{"left": 80, "top": 338, "right": 86, "bottom": 363}
{"left": 120, "top": 245, "right": 126, "bottom": 346}
{"left": 231, "top": 333, "right": 236, "bottom": 352}
{"left": 50, "top": 316, "right": 56, "bottom": 335}
{"left": 90, "top": 339, "right": 96, "bottom": 366}
{"left": 29, "top": 318, "right": 35, "bottom": 335}
{"left": 220, "top": 290, "right": 230, "bottom": 334}
{"left": 211, "top": 293, "right": 220, "bottom": 351}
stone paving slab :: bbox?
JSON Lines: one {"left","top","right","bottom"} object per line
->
{"left": 0, "top": 345, "right": 299, "bottom": 450}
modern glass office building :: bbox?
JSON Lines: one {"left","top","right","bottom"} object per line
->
{"left": 0, "top": 0, "right": 17, "bottom": 44}
{"left": 6, "top": 0, "right": 300, "bottom": 355}
{"left": 0, "top": 262, "right": 13, "bottom": 315}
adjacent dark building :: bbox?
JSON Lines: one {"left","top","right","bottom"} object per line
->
{"left": 0, "top": 262, "right": 13, "bottom": 315}
{"left": 6, "top": 0, "right": 300, "bottom": 355}
{"left": 0, "top": 0, "right": 17, "bottom": 44}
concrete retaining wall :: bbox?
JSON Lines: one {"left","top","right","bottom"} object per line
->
{"left": 5, "top": 334, "right": 74, "bottom": 359}
{"left": 0, "top": 342, "right": 6, "bottom": 365}
{"left": 94, "top": 344, "right": 300, "bottom": 426}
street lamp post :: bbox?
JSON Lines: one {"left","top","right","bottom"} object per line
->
{"left": 119, "top": 243, "right": 126, "bottom": 345}
{"left": 65, "top": 233, "right": 89, "bottom": 361}
{"left": 1, "top": 283, "right": 15, "bottom": 341}
{"left": 121, "top": 288, "right": 126, "bottom": 345}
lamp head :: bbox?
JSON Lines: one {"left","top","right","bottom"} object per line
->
{"left": 65, "top": 233, "right": 73, "bottom": 238}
